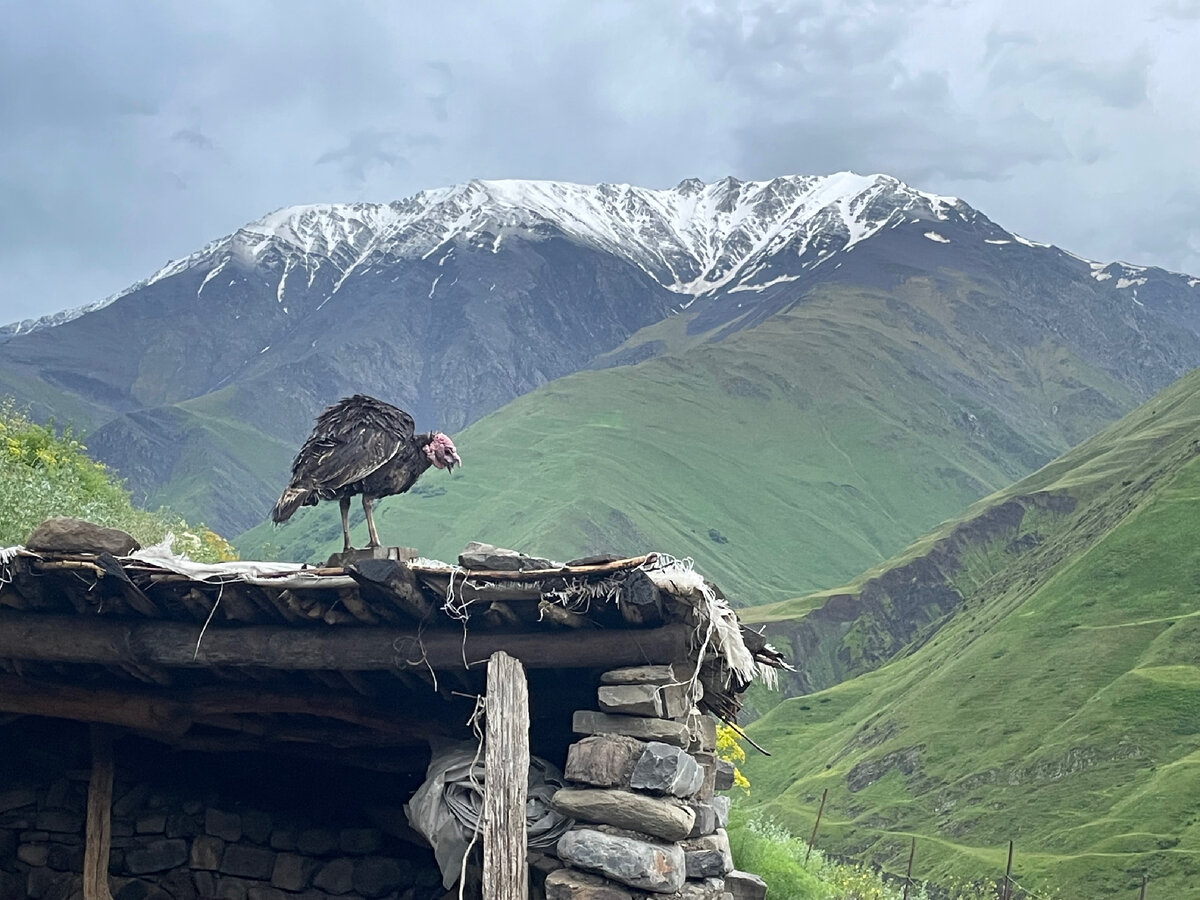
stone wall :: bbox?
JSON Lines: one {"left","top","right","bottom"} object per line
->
{"left": 538, "top": 665, "right": 765, "bottom": 900}
{"left": 0, "top": 722, "right": 443, "bottom": 900}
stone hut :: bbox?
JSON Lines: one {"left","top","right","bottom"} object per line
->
{"left": 0, "top": 521, "right": 785, "bottom": 900}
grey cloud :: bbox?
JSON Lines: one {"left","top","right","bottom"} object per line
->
{"left": 0, "top": 0, "right": 1197, "bottom": 324}
{"left": 989, "top": 52, "right": 1150, "bottom": 109}
{"left": 172, "top": 129, "right": 216, "bottom": 151}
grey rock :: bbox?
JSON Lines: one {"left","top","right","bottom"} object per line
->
{"left": 600, "top": 665, "right": 678, "bottom": 686}
{"left": 714, "top": 761, "right": 735, "bottom": 793}
{"left": 681, "top": 830, "right": 733, "bottom": 879}
{"left": 135, "top": 813, "right": 166, "bottom": 834}
{"left": 35, "top": 810, "right": 82, "bottom": 834}
{"left": 189, "top": 835, "right": 224, "bottom": 871}
{"left": 26, "top": 517, "right": 140, "bottom": 555}
{"left": 710, "top": 796, "right": 730, "bottom": 828}
{"left": 629, "top": 743, "right": 704, "bottom": 798}
{"left": 0, "top": 789, "right": 36, "bottom": 814}
{"left": 18, "top": 843, "right": 49, "bottom": 866}
{"left": 458, "top": 542, "right": 559, "bottom": 571}
{"left": 205, "top": 809, "right": 242, "bottom": 842}
{"left": 246, "top": 887, "right": 289, "bottom": 900}
{"left": 598, "top": 685, "right": 663, "bottom": 718}
{"left": 573, "top": 711, "right": 689, "bottom": 748}
{"left": 214, "top": 879, "right": 248, "bottom": 900}
{"left": 268, "top": 827, "right": 297, "bottom": 851}
{"left": 192, "top": 872, "right": 217, "bottom": 898}
{"left": 125, "top": 838, "right": 189, "bottom": 875}
{"left": 565, "top": 735, "right": 647, "bottom": 788}
{"left": 164, "top": 813, "right": 199, "bottom": 839}
{"left": 684, "top": 802, "right": 717, "bottom": 838}
{"left": 313, "top": 858, "right": 355, "bottom": 895}
{"left": 220, "top": 845, "right": 276, "bottom": 880}
{"left": 45, "top": 842, "right": 84, "bottom": 871}
{"left": 26, "top": 867, "right": 57, "bottom": 900}
{"left": 724, "top": 871, "right": 767, "bottom": 900}
{"left": 544, "top": 867, "right": 634, "bottom": 900}
{"left": 552, "top": 789, "right": 695, "bottom": 843}
{"left": 271, "top": 853, "right": 315, "bottom": 891}
{"left": 353, "top": 856, "right": 411, "bottom": 898}
{"left": 557, "top": 828, "right": 685, "bottom": 894}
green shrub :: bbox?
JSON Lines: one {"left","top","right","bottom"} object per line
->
{"left": 0, "top": 398, "right": 235, "bottom": 562}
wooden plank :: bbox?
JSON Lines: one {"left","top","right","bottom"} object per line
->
{"left": 83, "top": 724, "right": 115, "bottom": 900}
{"left": 484, "top": 651, "right": 529, "bottom": 900}
{"left": 0, "top": 611, "right": 692, "bottom": 671}
{"left": 346, "top": 558, "right": 434, "bottom": 621}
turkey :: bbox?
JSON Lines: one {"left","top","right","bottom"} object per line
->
{"left": 271, "top": 395, "right": 461, "bottom": 551}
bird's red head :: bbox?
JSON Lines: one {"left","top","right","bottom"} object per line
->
{"left": 424, "top": 432, "right": 462, "bottom": 471}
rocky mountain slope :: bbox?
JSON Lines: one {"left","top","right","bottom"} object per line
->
{"left": 1, "top": 174, "right": 1198, "bottom": 548}
{"left": 739, "top": 364, "right": 1200, "bottom": 898}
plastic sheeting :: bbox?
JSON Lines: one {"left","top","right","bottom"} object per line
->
{"left": 406, "top": 741, "right": 573, "bottom": 888}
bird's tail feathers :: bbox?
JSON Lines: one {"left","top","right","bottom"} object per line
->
{"left": 271, "top": 487, "right": 311, "bottom": 524}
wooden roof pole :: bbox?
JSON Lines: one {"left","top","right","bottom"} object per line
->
{"left": 83, "top": 724, "right": 115, "bottom": 900}
{"left": 0, "top": 611, "right": 693, "bottom": 671}
{"left": 484, "top": 651, "right": 529, "bottom": 900}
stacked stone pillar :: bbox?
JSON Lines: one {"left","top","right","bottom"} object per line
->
{"left": 544, "top": 665, "right": 737, "bottom": 900}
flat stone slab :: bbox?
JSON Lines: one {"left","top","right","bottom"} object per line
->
{"left": 566, "top": 735, "right": 648, "bottom": 788}
{"left": 725, "top": 870, "right": 767, "bottom": 900}
{"left": 545, "top": 867, "right": 635, "bottom": 900}
{"left": 558, "top": 828, "right": 685, "bottom": 894}
{"left": 601, "top": 665, "right": 679, "bottom": 686}
{"left": 681, "top": 829, "right": 733, "bottom": 878}
{"left": 553, "top": 789, "right": 695, "bottom": 843}
{"left": 26, "top": 517, "right": 140, "bottom": 555}
{"left": 573, "top": 711, "right": 690, "bottom": 748}
{"left": 599, "top": 684, "right": 665, "bottom": 718}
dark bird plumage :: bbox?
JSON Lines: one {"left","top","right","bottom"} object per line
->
{"left": 271, "top": 395, "right": 461, "bottom": 550}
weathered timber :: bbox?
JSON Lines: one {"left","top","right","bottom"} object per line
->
{"left": 617, "top": 569, "right": 664, "bottom": 626}
{"left": 0, "top": 677, "right": 453, "bottom": 741}
{"left": 83, "top": 724, "right": 115, "bottom": 900}
{"left": 436, "top": 554, "right": 652, "bottom": 582}
{"left": 347, "top": 558, "right": 436, "bottom": 621}
{"left": 484, "top": 651, "right": 529, "bottom": 900}
{"left": 0, "top": 611, "right": 692, "bottom": 671}
{"left": 0, "top": 675, "right": 191, "bottom": 734}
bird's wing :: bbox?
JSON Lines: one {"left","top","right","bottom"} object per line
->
{"left": 290, "top": 396, "right": 415, "bottom": 492}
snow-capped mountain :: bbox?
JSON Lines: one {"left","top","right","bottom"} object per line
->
{"left": 2, "top": 172, "right": 1199, "bottom": 537}
{"left": 1, "top": 174, "right": 964, "bottom": 338}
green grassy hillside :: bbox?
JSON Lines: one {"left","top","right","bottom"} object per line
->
{"left": 238, "top": 277, "right": 1136, "bottom": 605}
{"left": 740, "top": 365, "right": 1200, "bottom": 897}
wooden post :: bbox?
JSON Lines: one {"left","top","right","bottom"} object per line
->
{"left": 83, "top": 725, "right": 115, "bottom": 900}
{"left": 804, "top": 788, "right": 828, "bottom": 865}
{"left": 902, "top": 836, "right": 915, "bottom": 900}
{"left": 1138, "top": 873, "right": 1148, "bottom": 899}
{"left": 1001, "top": 840, "right": 1014, "bottom": 900}
{"left": 484, "top": 651, "right": 529, "bottom": 900}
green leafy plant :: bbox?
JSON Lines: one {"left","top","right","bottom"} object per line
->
{"left": 0, "top": 398, "right": 235, "bottom": 562}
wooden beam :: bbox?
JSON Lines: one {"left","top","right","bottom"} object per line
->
{"left": 0, "top": 611, "right": 692, "bottom": 671}
{"left": 484, "top": 651, "right": 529, "bottom": 900}
{"left": 0, "top": 677, "right": 457, "bottom": 740}
{"left": 83, "top": 724, "right": 115, "bottom": 900}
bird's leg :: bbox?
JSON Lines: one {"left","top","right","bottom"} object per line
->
{"left": 339, "top": 496, "right": 353, "bottom": 552}
{"left": 363, "top": 495, "right": 381, "bottom": 549}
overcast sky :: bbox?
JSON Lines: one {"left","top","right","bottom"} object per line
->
{"left": 2, "top": 0, "right": 1198, "bottom": 324}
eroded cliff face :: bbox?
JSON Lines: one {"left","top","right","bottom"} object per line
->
{"left": 762, "top": 492, "right": 1078, "bottom": 695}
